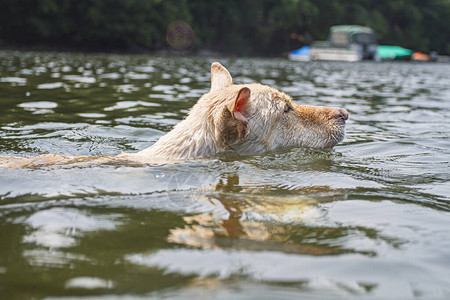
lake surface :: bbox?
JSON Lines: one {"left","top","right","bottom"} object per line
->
{"left": 0, "top": 51, "right": 449, "bottom": 299}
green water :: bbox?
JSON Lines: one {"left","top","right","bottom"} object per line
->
{"left": 1, "top": 51, "right": 449, "bottom": 299}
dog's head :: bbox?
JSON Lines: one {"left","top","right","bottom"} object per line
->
{"left": 194, "top": 62, "right": 348, "bottom": 156}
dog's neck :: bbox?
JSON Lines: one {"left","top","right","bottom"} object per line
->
{"left": 133, "top": 113, "right": 218, "bottom": 160}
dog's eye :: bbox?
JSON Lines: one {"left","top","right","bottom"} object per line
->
{"left": 284, "top": 104, "right": 293, "bottom": 113}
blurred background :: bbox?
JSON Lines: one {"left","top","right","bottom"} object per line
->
{"left": 0, "top": 0, "right": 449, "bottom": 56}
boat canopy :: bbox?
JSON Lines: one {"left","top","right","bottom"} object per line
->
{"left": 329, "top": 25, "right": 377, "bottom": 46}
{"left": 330, "top": 25, "right": 375, "bottom": 35}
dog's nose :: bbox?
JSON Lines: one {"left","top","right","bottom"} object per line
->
{"left": 333, "top": 108, "right": 348, "bottom": 120}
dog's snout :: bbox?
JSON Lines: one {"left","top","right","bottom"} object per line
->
{"left": 332, "top": 108, "right": 348, "bottom": 121}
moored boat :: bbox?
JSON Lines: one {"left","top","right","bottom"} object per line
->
{"left": 289, "top": 25, "right": 378, "bottom": 62}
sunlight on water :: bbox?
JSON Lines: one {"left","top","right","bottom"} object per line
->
{"left": 0, "top": 51, "right": 450, "bottom": 298}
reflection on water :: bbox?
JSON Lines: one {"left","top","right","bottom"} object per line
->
{"left": 0, "top": 51, "right": 450, "bottom": 298}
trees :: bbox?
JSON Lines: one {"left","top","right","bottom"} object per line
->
{"left": 0, "top": 0, "right": 448, "bottom": 55}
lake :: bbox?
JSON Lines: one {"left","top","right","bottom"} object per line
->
{"left": 0, "top": 51, "right": 449, "bottom": 299}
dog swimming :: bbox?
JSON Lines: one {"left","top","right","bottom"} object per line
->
{"left": 0, "top": 62, "right": 348, "bottom": 167}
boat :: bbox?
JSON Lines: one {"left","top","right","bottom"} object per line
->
{"left": 376, "top": 45, "right": 413, "bottom": 60}
{"left": 288, "top": 46, "right": 310, "bottom": 61}
{"left": 412, "top": 52, "right": 430, "bottom": 61}
{"left": 289, "top": 25, "right": 378, "bottom": 62}
{"left": 310, "top": 25, "right": 378, "bottom": 61}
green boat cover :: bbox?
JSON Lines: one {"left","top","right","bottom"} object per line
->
{"left": 377, "top": 46, "right": 413, "bottom": 59}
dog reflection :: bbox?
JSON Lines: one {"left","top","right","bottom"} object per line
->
{"left": 168, "top": 175, "right": 351, "bottom": 256}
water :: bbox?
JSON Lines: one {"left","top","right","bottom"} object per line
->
{"left": 0, "top": 51, "right": 449, "bottom": 299}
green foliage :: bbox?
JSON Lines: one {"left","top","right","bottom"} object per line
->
{"left": 0, "top": 0, "right": 448, "bottom": 55}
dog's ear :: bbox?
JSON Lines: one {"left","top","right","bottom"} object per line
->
{"left": 215, "top": 87, "right": 251, "bottom": 149}
{"left": 232, "top": 87, "right": 251, "bottom": 124}
{"left": 210, "top": 62, "right": 233, "bottom": 92}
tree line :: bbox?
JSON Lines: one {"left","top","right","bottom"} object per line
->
{"left": 0, "top": 0, "right": 448, "bottom": 55}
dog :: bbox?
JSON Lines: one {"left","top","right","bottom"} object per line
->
{"left": 0, "top": 62, "right": 348, "bottom": 167}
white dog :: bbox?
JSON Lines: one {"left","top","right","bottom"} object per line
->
{"left": 0, "top": 62, "right": 348, "bottom": 167}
